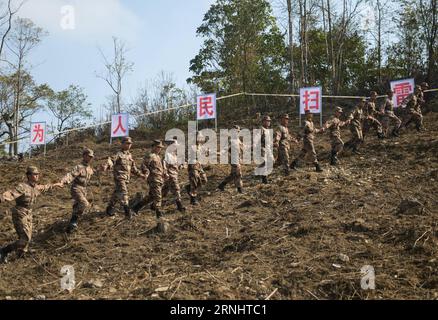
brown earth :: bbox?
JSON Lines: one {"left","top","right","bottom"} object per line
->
{"left": 0, "top": 113, "right": 437, "bottom": 300}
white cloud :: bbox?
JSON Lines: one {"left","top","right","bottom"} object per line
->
{"left": 18, "top": 0, "right": 143, "bottom": 43}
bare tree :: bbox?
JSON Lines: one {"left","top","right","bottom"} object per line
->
{"left": 417, "top": 0, "right": 438, "bottom": 83}
{"left": 0, "top": 0, "right": 24, "bottom": 60}
{"left": 97, "top": 37, "right": 134, "bottom": 114}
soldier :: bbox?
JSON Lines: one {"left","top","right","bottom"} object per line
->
{"left": 60, "top": 148, "right": 95, "bottom": 233}
{"left": 0, "top": 167, "right": 62, "bottom": 263}
{"left": 291, "top": 110, "right": 324, "bottom": 172}
{"left": 274, "top": 114, "right": 298, "bottom": 176}
{"left": 363, "top": 91, "right": 385, "bottom": 140}
{"left": 185, "top": 133, "right": 208, "bottom": 205}
{"left": 323, "top": 107, "right": 350, "bottom": 166}
{"left": 257, "top": 115, "right": 272, "bottom": 184}
{"left": 401, "top": 85, "right": 424, "bottom": 131}
{"left": 161, "top": 139, "right": 186, "bottom": 212}
{"left": 218, "top": 125, "right": 244, "bottom": 193}
{"left": 345, "top": 98, "right": 365, "bottom": 154}
{"left": 131, "top": 140, "right": 166, "bottom": 218}
{"left": 420, "top": 82, "right": 431, "bottom": 113}
{"left": 381, "top": 90, "right": 402, "bottom": 137}
{"left": 102, "top": 137, "right": 145, "bottom": 219}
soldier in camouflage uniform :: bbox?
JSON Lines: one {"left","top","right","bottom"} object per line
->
{"left": 102, "top": 137, "right": 145, "bottom": 219}
{"left": 363, "top": 91, "right": 385, "bottom": 140}
{"left": 161, "top": 139, "right": 186, "bottom": 212}
{"left": 401, "top": 85, "right": 424, "bottom": 131}
{"left": 0, "top": 167, "right": 62, "bottom": 263}
{"left": 185, "top": 133, "right": 208, "bottom": 206}
{"left": 131, "top": 140, "right": 166, "bottom": 217}
{"left": 381, "top": 90, "right": 402, "bottom": 137}
{"left": 323, "top": 107, "right": 350, "bottom": 166}
{"left": 345, "top": 98, "right": 365, "bottom": 154}
{"left": 420, "top": 82, "right": 431, "bottom": 113}
{"left": 218, "top": 125, "right": 244, "bottom": 193}
{"left": 291, "top": 110, "right": 323, "bottom": 172}
{"left": 60, "top": 148, "right": 95, "bottom": 233}
{"left": 274, "top": 114, "right": 297, "bottom": 176}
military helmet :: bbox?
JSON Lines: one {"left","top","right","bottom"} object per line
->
{"left": 232, "top": 125, "right": 241, "bottom": 131}
{"left": 420, "top": 82, "right": 429, "bottom": 89}
{"left": 304, "top": 109, "right": 312, "bottom": 115}
{"left": 26, "top": 166, "right": 40, "bottom": 175}
{"left": 83, "top": 148, "right": 94, "bottom": 158}
{"left": 281, "top": 114, "right": 290, "bottom": 120}
{"left": 262, "top": 115, "right": 272, "bottom": 122}
{"left": 122, "top": 137, "right": 133, "bottom": 144}
{"left": 335, "top": 106, "right": 343, "bottom": 113}
{"left": 152, "top": 139, "right": 164, "bottom": 148}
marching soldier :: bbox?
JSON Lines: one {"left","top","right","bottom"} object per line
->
{"left": 345, "top": 98, "right": 365, "bottom": 154}
{"left": 162, "top": 139, "right": 186, "bottom": 212}
{"left": 420, "top": 82, "right": 431, "bottom": 113}
{"left": 60, "top": 148, "right": 95, "bottom": 233}
{"left": 131, "top": 140, "right": 166, "bottom": 218}
{"left": 323, "top": 107, "right": 350, "bottom": 166}
{"left": 102, "top": 137, "right": 145, "bottom": 219}
{"left": 274, "top": 114, "right": 298, "bottom": 176}
{"left": 218, "top": 125, "right": 244, "bottom": 193}
{"left": 401, "top": 85, "right": 424, "bottom": 131}
{"left": 381, "top": 90, "right": 402, "bottom": 137}
{"left": 363, "top": 91, "right": 385, "bottom": 141}
{"left": 0, "top": 167, "right": 62, "bottom": 263}
{"left": 185, "top": 133, "right": 208, "bottom": 206}
{"left": 291, "top": 110, "right": 323, "bottom": 172}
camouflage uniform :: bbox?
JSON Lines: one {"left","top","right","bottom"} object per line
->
{"left": 105, "top": 144, "right": 142, "bottom": 217}
{"left": 0, "top": 169, "right": 55, "bottom": 258}
{"left": 186, "top": 144, "right": 208, "bottom": 205}
{"left": 256, "top": 116, "right": 273, "bottom": 184}
{"left": 346, "top": 104, "right": 364, "bottom": 153}
{"left": 401, "top": 92, "right": 423, "bottom": 131}
{"left": 274, "top": 117, "right": 295, "bottom": 175}
{"left": 363, "top": 99, "right": 384, "bottom": 140}
{"left": 141, "top": 150, "right": 164, "bottom": 212}
{"left": 162, "top": 146, "right": 186, "bottom": 212}
{"left": 381, "top": 97, "right": 401, "bottom": 136}
{"left": 218, "top": 136, "right": 243, "bottom": 192}
{"left": 291, "top": 113, "right": 323, "bottom": 172}
{"left": 323, "top": 108, "right": 349, "bottom": 165}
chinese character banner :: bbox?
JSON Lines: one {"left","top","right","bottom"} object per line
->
{"left": 111, "top": 113, "right": 130, "bottom": 138}
{"left": 197, "top": 94, "right": 217, "bottom": 120}
{"left": 30, "top": 122, "right": 46, "bottom": 146}
{"left": 300, "top": 87, "right": 322, "bottom": 115}
{"left": 390, "top": 78, "right": 415, "bottom": 108}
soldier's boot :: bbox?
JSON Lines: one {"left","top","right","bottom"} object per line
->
{"left": 352, "top": 146, "right": 361, "bottom": 155}
{"left": 290, "top": 159, "right": 299, "bottom": 170}
{"left": 218, "top": 181, "right": 227, "bottom": 191}
{"left": 237, "top": 187, "right": 244, "bottom": 194}
{"left": 416, "top": 124, "right": 422, "bottom": 132}
{"left": 190, "top": 196, "right": 199, "bottom": 206}
{"left": 261, "top": 176, "right": 268, "bottom": 184}
{"left": 330, "top": 151, "right": 338, "bottom": 166}
{"left": 391, "top": 128, "right": 400, "bottom": 137}
{"left": 154, "top": 207, "right": 163, "bottom": 219}
{"left": 315, "top": 163, "right": 323, "bottom": 172}
{"left": 176, "top": 200, "right": 186, "bottom": 213}
{"left": 283, "top": 167, "right": 290, "bottom": 176}
{"left": 132, "top": 200, "right": 146, "bottom": 215}
{"left": 66, "top": 215, "right": 79, "bottom": 234}
{"left": 123, "top": 205, "right": 133, "bottom": 220}
{"left": 105, "top": 205, "right": 115, "bottom": 217}
{"left": 0, "top": 248, "right": 7, "bottom": 264}
{"left": 377, "top": 132, "right": 385, "bottom": 140}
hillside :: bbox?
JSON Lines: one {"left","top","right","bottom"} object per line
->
{"left": 0, "top": 113, "right": 437, "bottom": 300}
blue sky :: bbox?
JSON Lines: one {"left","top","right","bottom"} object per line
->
{"left": 18, "top": 0, "right": 216, "bottom": 124}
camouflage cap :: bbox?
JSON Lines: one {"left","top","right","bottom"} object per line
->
{"left": 121, "top": 137, "right": 133, "bottom": 144}
{"left": 152, "top": 139, "right": 164, "bottom": 148}
{"left": 335, "top": 106, "right": 343, "bottom": 113}
{"left": 305, "top": 110, "right": 312, "bottom": 115}
{"left": 83, "top": 148, "right": 94, "bottom": 157}
{"left": 26, "top": 166, "right": 40, "bottom": 175}
{"left": 232, "top": 125, "right": 241, "bottom": 131}
{"left": 360, "top": 97, "right": 367, "bottom": 102}
{"left": 370, "top": 91, "right": 378, "bottom": 96}
{"left": 281, "top": 114, "right": 290, "bottom": 119}
{"left": 421, "top": 82, "right": 429, "bottom": 88}
{"left": 262, "top": 115, "right": 272, "bottom": 121}
{"left": 415, "top": 85, "right": 422, "bottom": 90}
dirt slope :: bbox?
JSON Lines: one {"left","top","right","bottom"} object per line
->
{"left": 0, "top": 114, "right": 437, "bottom": 300}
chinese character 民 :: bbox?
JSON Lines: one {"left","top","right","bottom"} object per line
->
{"left": 199, "top": 97, "right": 214, "bottom": 117}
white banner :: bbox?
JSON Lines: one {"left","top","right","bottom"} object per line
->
{"left": 300, "top": 86, "right": 322, "bottom": 114}
{"left": 111, "top": 113, "right": 129, "bottom": 138}
{"left": 30, "top": 122, "right": 46, "bottom": 146}
{"left": 197, "top": 93, "right": 216, "bottom": 120}
{"left": 390, "top": 78, "right": 415, "bottom": 108}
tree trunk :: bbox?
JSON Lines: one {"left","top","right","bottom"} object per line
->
{"left": 287, "top": 0, "right": 295, "bottom": 92}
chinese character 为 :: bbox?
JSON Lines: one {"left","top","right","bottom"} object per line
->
{"left": 199, "top": 97, "right": 214, "bottom": 117}
{"left": 394, "top": 83, "right": 412, "bottom": 106}
{"left": 32, "top": 124, "right": 44, "bottom": 143}
{"left": 303, "top": 90, "right": 320, "bottom": 111}
{"left": 113, "top": 115, "right": 127, "bottom": 135}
